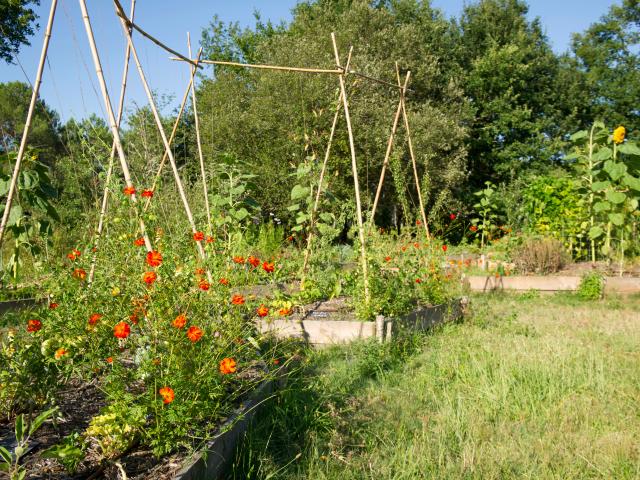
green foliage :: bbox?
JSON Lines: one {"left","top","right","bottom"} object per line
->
{"left": 577, "top": 272, "right": 604, "bottom": 300}
{"left": 0, "top": 1, "right": 40, "bottom": 64}
{"left": 41, "top": 432, "right": 86, "bottom": 474}
{"left": 471, "top": 181, "right": 502, "bottom": 248}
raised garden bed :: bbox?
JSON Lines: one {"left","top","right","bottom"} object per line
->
{"left": 0, "top": 297, "right": 45, "bottom": 315}
{"left": 257, "top": 296, "right": 465, "bottom": 345}
{"left": 466, "top": 275, "right": 640, "bottom": 294}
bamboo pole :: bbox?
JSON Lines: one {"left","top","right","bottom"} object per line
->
{"left": 0, "top": 0, "right": 58, "bottom": 249}
{"left": 187, "top": 34, "right": 211, "bottom": 231}
{"left": 114, "top": 5, "right": 211, "bottom": 281}
{"left": 330, "top": 33, "right": 369, "bottom": 305}
{"left": 170, "top": 57, "right": 342, "bottom": 75}
{"left": 369, "top": 69, "right": 411, "bottom": 227}
{"left": 143, "top": 48, "right": 203, "bottom": 212}
{"left": 300, "top": 48, "right": 353, "bottom": 285}
{"left": 88, "top": 0, "right": 136, "bottom": 285}
{"left": 397, "top": 64, "right": 430, "bottom": 238}
{"left": 79, "top": 0, "right": 153, "bottom": 252}
{"left": 112, "top": 0, "right": 199, "bottom": 69}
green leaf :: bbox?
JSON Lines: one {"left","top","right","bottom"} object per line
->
{"left": 608, "top": 213, "right": 624, "bottom": 226}
{"left": 0, "top": 179, "right": 8, "bottom": 196}
{"left": 605, "top": 190, "right": 626, "bottom": 204}
{"left": 290, "top": 185, "right": 310, "bottom": 201}
{"left": 7, "top": 205, "right": 23, "bottom": 227}
{"left": 0, "top": 445, "right": 11, "bottom": 465}
{"left": 231, "top": 185, "right": 246, "bottom": 196}
{"left": 593, "top": 201, "right": 611, "bottom": 213}
{"left": 287, "top": 204, "right": 300, "bottom": 212}
{"left": 603, "top": 160, "right": 627, "bottom": 181}
{"left": 233, "top": 208, "right": 249, "bottom": 221}
{"left": 15, "top": 414, "right": 24, "bottom": 443}
{"left": 588, "top": 226, "right": 603, "bottom": 239}
{"left": 29, "top": 408, "right": 57, "bottom": 436}
{"left": 319, "top": 212, "right": 333, "bottom": 223}
{"left": 623, "top": 174, "right": 640, "bottom": 191}
{"left": 591, "top": 180, "right": 610, "bottom": 191}
{"left": 592, "top": 147, "right": 612, "bottom": 162}
{"left": 291, "top": 225, "right": 303, "bottom": 232}
{"left": 570, "top": 130, "right": 588, "bottom": 141}
{"left": 617, "top": 142, "right": 640, "bottom": 156}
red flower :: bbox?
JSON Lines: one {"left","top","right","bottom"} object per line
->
{"left": 73, "top": 268, "right": 87, "bottom": 280}
{"left": 232, "top": 256, "right": 245, "bottom": 264}
{"left": 134, "top": 237, "right": 145, "bottom": 247}
{"left": 257, "top": 304, "right": 269, "bottom": 317}
{"left": 219, "top": 278, "right": 229, "bottom": 286}
{"left": 146, "top": 250, "right": 163, "bottom": 267}
{"left": 413, "top": 242, "right": 420, "bottom": 249}
{"left": 123, "top": 186, "right": 136, "bottom": 195}
{"left": 113, "top": 322, "right": 131, "bottom": 339}
{"left": 219, "top": 357, "right": 237, "bottom": 375}
{"left": 106, "top": 357, "right": 113, "bottom": 364}
{"left": 129, "top": 313, "right": 139, "bottom": 324}
{"left": 198, "top": 279, "right": 210, "bottom": 291}
{"left": 193, "top": 231, "right": 204, "bottom": 242}
{"left": 470, "top": 225, "right": 478, "bottom": 232}
{"left": 206, "top": 236, "right": 215, "bottom": 244}
{"left": 248, "top": 255, "right": 260, "bottom": 268}
{"left": 195, "top": 268, "right": 205, "bottom": 276}
{"left": 49, "top": 302, "right": 59, "bottom": 309}
{"left": 415, "top": 278, "right": 422, "bottom": 284}
{"left": 262, "top": 261, "right": 274, "bottom": 273}
{"left": 450, "top": 213, "right": 456, "bottom": 220}
{"left": 141, "top": 189, "right": 154, "bottom": 198}
{"left": 442, "top": 245, "right": 448, "bottom": 252}
{"left": 159, "top": 386, "right": 175, "bottom": 404}
{"left": 279, "top": 307, "right": 292, "bottom": 316}
{"left": 55, "top": 347, "right": 68, "bottom": 359}
{"left": 89, "top": 313, "right": 102, "bottom": 325}
{"left": 231, "top": 294, "right": 245, "bottom": 305}
{"left": 416, "top": 219, "right": 422, "bottom": 226}
{"left": 27, "top": 319, "right": 42, "bottom": 332}
{"left": 187, "top": 326, "right": 203, "bottom": 343}
{"left": 172, "top": 314, "right": 187, "bottom": 329}
{"left": 143, "top": 271, "right": 158, "bottom": 285}
{"left": 287, "top": 235, "right": 294, "bottom": 242}
{"left": 401, "top": 246, "right": 407, "bottom": 252}
{"left": 67, "top": 249, "right": 81, "bottom": 261}
{"left": 384, "top": 256, "right": 392, "bottom": 262}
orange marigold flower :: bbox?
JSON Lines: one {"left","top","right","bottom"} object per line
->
{"left": 287, "top": 235, "right": 294, "bottom": 242}
{"left": 231, "top": 294, "right": 245, "bottom": 305}
{"left": 262, "top": 261, "right": 274, "bottom": 273}
{"left": 89, "top": 313, "right": 102, "bottom": 325}
{"left": 27, "top": 319, "right": 42, "bottom": 332}
{"left": 159, "top": 386, "right": 175, "bottom": 404}
{"left": 279, "top": 307, "right": 292, "bottom": 316}
{"left": 54, "top": 347, "right": 68, "bottom": 359}
{"left": 248, "top": 255, "right": 260, "bottom": 267}
{"left": 146, "top": 250, "right": 163, "bottom": 267}
{"left": 232, "top": 256, "right": 245, "bottom": 264}
{"left": 442, "top": 245, "right": 448, "bottom": 252}
{"left": 415, "top": 278, "right": 422, "bottom": 284}
{"left": 195, "top": 268, "right": 205, "bottom": 276}
{"left": 198, "top": 279, "right": 210, "bottom": 291}
{"left": 141, "top": 189, "right": 154, "bottom": 198}
{"left": 129, "top": 314, "right": 139, "bottom": 325}
{"left": 384, "top": 256, "right": 392, "bottom": 262}
{"left": 401, "top": 246, "right": 407, "bottom": 252}
{"left": 123, "top": 186, "right": 136, "bottom": 195}
{"left": 193, "top": 231, "right": 204, "bottom": 242}
{"left": 219, "top": 357, "right": 237, "bottom": 375}
{"left": 219, "top": 277, "right": 229, "bottom": 286}
{"left": 416, "top": 219, "right": 422, "bottom": 226}
{"left": 106, "top": 357, "right": 113, "bottom": 363}
{"left": 413, "top": 242, "right": 420, "bottom": 249}
{"left": 172, "top": 314, "right": 187, "bottom": 329}
{"left": 143, "top": 271, "right": 157, "bottom": 285}
{"left": 257, "top": 304, "right": 269, "bottom": 317}
{"left": 49, "top": 302, "right": 59, "bottom": 309}
{"left": 187, "top": 325, "right": 203, "bottom": 343}
{"left": 73, "top": 268, "right": 87, "bottom": 280}
{"left": 613, "top": 126, "right": 626, "bottom": 144}
{"left": 206, "top": 236, "right": 215, "bottom": 243}
{"left": 470, "top": 225, "right": 478, "bottom": 232}
{"left": 273, "top": 358, "right": 280, "bottom": 365}
{"left": 67, "top": 252, "right": 76, "bottom": 261}
{"left": 134, "top": 237, "right": 145, "bottom": 247}
{"left": 113, "top": 321, "right": 131, "bottom": 339}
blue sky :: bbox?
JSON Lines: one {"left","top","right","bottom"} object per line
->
{"left": 0, "top": 0, "right": 618, "bottom": 123}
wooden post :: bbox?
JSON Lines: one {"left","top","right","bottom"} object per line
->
{"left": 369, "top": 68, "right": 411, "bottom": 228}
{"left": 331, "top": 33, "right": 369, "bottom": 305}
{"left": 89, "top": 0, "right": 136, "bottom": 285}
{"left": 398, "top": 64, "right": 430, "bottom": 238}
{"left": 78, "top": 0, "right": 153, "bottom": 252}
{"left": 300, "top": 48, "right": 352, "bottom": 286}
{"left": 114, "top": 5, "right": 211, "bottom": 281}
{"left": 0, "top": 0, "right": 58, "bottom": 248}
{"left": 143, "top": 48, "right": 203, "bottom": 212}
{"left": 187, "top": 34, "right": 212, "bottom": 230}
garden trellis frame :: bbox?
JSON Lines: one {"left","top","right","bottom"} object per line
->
{"left": 1, "top": 0, "right": 430, "bottom": 307}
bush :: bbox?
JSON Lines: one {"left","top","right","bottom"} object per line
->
{"left": 513, "top": 237, "right": 570, "bottom": 274}
{"left": 578, "top": 272, "right": 604, "bottom": 300}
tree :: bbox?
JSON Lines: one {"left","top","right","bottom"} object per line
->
{"left": 0, "top": 0, "right": 40, "bottom": 64}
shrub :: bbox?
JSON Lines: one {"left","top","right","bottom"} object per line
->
{"left": 578, "top": 272, "right": 604, "bottom": 300}
{"left": 513, "top": 237, "right": 570, "bottom": 274}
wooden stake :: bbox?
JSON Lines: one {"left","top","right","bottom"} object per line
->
{"left": 331, "top": 33, "right": 369, "bottom": 305}
{"left": 0, "top": 0, "right": 58, "bottom": 249}
{"left": 114, "top": 5, "right": 211, "bottom": 281}
{"left": 79, "top": 0, "right": 153, "bottom": 252}
{"left": 143, "top": 48, "right": 202, "bottom": 212}
{"left": 398, "top": 64, "right": 430, "bottom": 238}
{"left": 170, "top": 57, "right": 342, "bottom": 75}
{"left": 370, "top": 68, "right": 411, "bottom": 227}
{"left": 89, "top": 0, "right": 136, "bottom": 285}
{"left": 187, "top": 34, "right": 211, "bottom": 231}
{"left": 300, "top": 48, "right": 353, "bottom": 285}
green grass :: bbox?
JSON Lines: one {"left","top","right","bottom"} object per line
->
{"left": 232, "top": 293, "right": 640, "bottom": 479}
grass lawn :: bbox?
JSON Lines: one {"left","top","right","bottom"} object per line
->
{"left": 232, "top": 293, "right": 640, "bottom": 479}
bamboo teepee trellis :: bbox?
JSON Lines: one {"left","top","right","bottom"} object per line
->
{"left": 0, "top": 0, "right": 431, "bottom": 309}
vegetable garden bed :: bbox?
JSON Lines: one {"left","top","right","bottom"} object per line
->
{"left": 466, "top": 275, "right": 640, "bottom": 294}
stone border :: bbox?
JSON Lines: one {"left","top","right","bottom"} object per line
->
{"left": 257, "top": 299, "right": 464, "bottom": 345}
{"left": 466, "top": 275, "right": 640, "bottom": 294}
{"left": 172, "top": 375, "right": 275, "bottom": 480}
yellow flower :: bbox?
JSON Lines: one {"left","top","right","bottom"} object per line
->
{"left": 613, "top": 126, "right": 626, "bottom": 144}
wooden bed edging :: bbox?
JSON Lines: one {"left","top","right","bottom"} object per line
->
{"left": 466, "top": 275, "right": 640, "bottom": 294}
{"left": 257, "top": 298, "right": 465, "bottom": 345}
